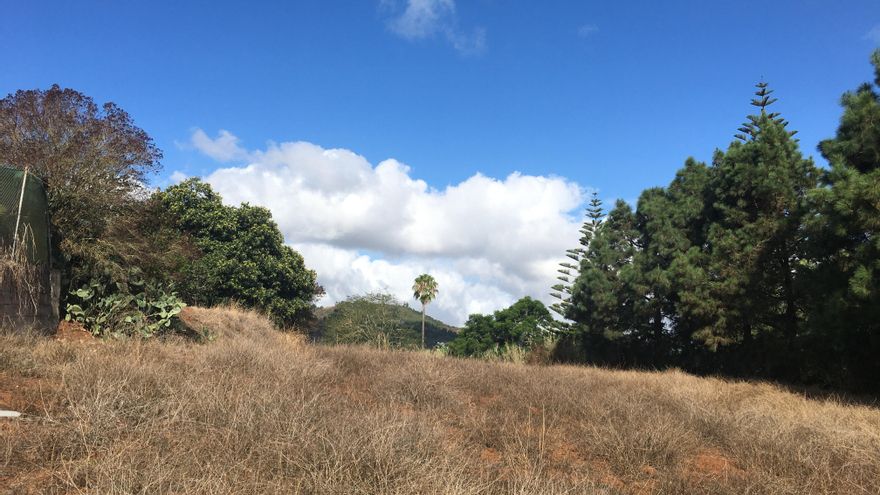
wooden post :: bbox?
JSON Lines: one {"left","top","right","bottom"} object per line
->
{"left": 11, "top": 167, "right": 29, "bottom": 257}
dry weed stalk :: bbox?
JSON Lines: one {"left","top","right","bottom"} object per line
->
{"left": 0, "top": 226, "right": 42, "bottom": 317}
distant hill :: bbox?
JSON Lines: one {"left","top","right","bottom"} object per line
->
{"left": 310, "top": 295, "right": 458, "bottom": 348}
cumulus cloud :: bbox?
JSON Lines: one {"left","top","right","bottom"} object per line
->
{"left": 190, "top": 129, "right": 250, "bottom": 162}
{"left": 169, "top": 170, "right": 189, "bottom": 184}
{"left": 192, "top": 129, "right": 588, "bottom": 325}
{"left": 293, "top": 243, "right": 513, "bottom": 322}
{"left": 382, "top": 0, "right": 486, "bottom": 55}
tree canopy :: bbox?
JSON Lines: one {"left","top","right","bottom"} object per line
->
{"left": 0, "top": 85, "right": 163, "bottom": 289}
{"left": 448, "top": 297, "right": 553, "bottom": 357}
{"left": 155, "top": 178, "right": 321, "bottom": 327}
{"left": 556, "top": 52, "right": 880, "bottom": 392}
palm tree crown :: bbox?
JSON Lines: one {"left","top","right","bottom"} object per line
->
{"left": 412, "top": 274, "right": 439, "bottom": 348}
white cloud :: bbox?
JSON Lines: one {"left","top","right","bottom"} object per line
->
{"left": 169, "top": 170, "right": 189, "bottom": 184}
{"left": 865, "top": 24, "right": 880, "bottom": 44}
{"left": 383, "top": 0, "right": 486, "bottom": 55}
{"left": 388, "top": 0, "right": 455, "bottom": 39}
{"left": 293, "top": 243, "right": 513, "bottom": 324}
{"left": 190, "top": 129, "right": 250, "bottom": 162}
{"left": 193, "top": 129, "right": 588, "bottom": 325}
{"left": 577, "top": 24, "right": 598, "bottom": 37}
{"left": 447, "top": 27, "right": 486, "bottom": 56}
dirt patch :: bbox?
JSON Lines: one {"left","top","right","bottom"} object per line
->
{"left": 684, "top": 449, "right": 747, "bottom": 480}
{"left": 599, "top": 472, "right": 626, "bottom": 491}
{"left": 640, "top": 465, "right": 657, "bottom": 477}
{"left": 550, "top": 441, "right": 584, "bottom": 466}
{"left": 54, "top": 320, "right": 93, "bottom": 342}
{"left": 0, "top": 373, "right": 54, "bottom": 412}
{"left": 480, "top": 447, "right": 502, "bottom": 465}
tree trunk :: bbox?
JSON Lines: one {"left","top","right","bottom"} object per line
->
{"left": 421, "top": 304, "right": 426, "bottom": 349}
{"left": 653, "top": 306, "right": 664, "bottom": 365}
{"left": 742, "top": 320, "right": 753, "bottom": 349}
{"left": 781, "top": 254, "right": 798, "bottom": 342}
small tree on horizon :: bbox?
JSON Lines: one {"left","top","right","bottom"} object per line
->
{"left": 412, "top": 273, "right": 439, "bottom": 348}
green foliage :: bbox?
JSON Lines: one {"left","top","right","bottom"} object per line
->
{"left": 481, "top": 342, "right": 529, "bottom": 364}
{"left": 412, "top": 274, "right": 439, "bottom": 306}
{"left": 446, "top": 313, "right": 496, "bottom": 357}
{"left": 567, "top": 83, "right": 820, "bottom": 370}
{"left": 802, "top": 49, "right": 880, "bottom": 389}
{"left": 549, "top": 192, "right": 604, "bottom": 326}
{"left": 566, "top": 200, "right": 639, "bottom": 358}
{"left": 318, "top": 293, "right": 457, "bottom": 348}
{"left": 155, "top": 179, "right": 321, "bottom": 327}
{"left": 562, "top": 61, "right": 880, "bottom": 391}
{"left": 63, "top": 195, "right": 201, "bottom": 302}
{"left": 697, "top": 84, "right": 817, "bottom": 359}
{"left": 65, "top": 275, "right": 186, "bottom": 338}
{"left": 319, "top": 293, "right": 401, "bottom": 347}
{"left": 448, "top": 297, "right": 553, "bottom": 357}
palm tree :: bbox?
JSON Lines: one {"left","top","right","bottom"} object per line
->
{"left": 412, "top": 274, "right": 439, "bottom": 348}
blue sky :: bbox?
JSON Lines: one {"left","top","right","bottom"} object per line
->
{"left": 4, "top": 1, "right": 880, "bottom": 323}
{"left": 4, "top": 1, "right": 879, "bottom": 198}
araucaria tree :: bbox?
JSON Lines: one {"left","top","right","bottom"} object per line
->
{"left": 567, "top": 200, "right": 639, "bottom": 364}
{"left": 699, "top": 83, "right": 817, "bottom": 377}
{"left": 412, "top": 274, "right": 439, "bottom": 348}
{"left": 549, "top": 192, "right": 604, "bottom": 321}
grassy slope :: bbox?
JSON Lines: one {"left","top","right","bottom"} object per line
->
{"left": 1, "top": 306, "right": 879, "bottom": 494}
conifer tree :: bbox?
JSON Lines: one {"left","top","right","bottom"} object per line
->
{"left": 698, "top": 83, "right": 817, "bottom": 372}
{"left": 567, "top": 200, "right": 639, "bottom": 364}
{"left": 626, "top": 188, "right": 682, "bottom": 363}
{"left": 663, "top": 159, "right": 714, "bottom": 358}
{"left": 549, "top": 193, "right": 604, "bottom": 320}
{"left": 808, "top": 50, "right": 880, "bottom": 389}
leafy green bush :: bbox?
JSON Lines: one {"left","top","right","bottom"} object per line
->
{"left": 155, "top": 179, "right": 321, "bottom": 327}
{"left": 65, "top": 277, "right": 186, "bottom": 338}
{"left": 447, "top": 297, "right": 554, "bottom": 358}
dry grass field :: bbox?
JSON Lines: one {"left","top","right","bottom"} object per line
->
{"left": 2, "top": 306, "right": 879, "bottom": 494}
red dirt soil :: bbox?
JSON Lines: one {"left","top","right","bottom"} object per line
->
{"left": 685, "top": 448, "right": 747, "bottom": 480}
{"left": 54, "top": 320, "right": 93, "bottom": 342}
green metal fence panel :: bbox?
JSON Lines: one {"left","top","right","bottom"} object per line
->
{"left": 0, "top": 165, "right": 51, "bottom": 264}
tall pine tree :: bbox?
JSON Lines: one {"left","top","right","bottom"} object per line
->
{"left": 567, "top": 200, "right": 639, "bottom": 364}
{"left": 664, "top": 159, "right": 715, "bottom": 365}
{"left": 698, "top": 83, "right": 817, "bottom": 377}
{"left": 807, "top": 50, "right": 880, "bottom": 389}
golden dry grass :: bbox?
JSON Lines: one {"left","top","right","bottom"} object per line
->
{"left": 2, "top": 305, "right": 879, "bottom": 494}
